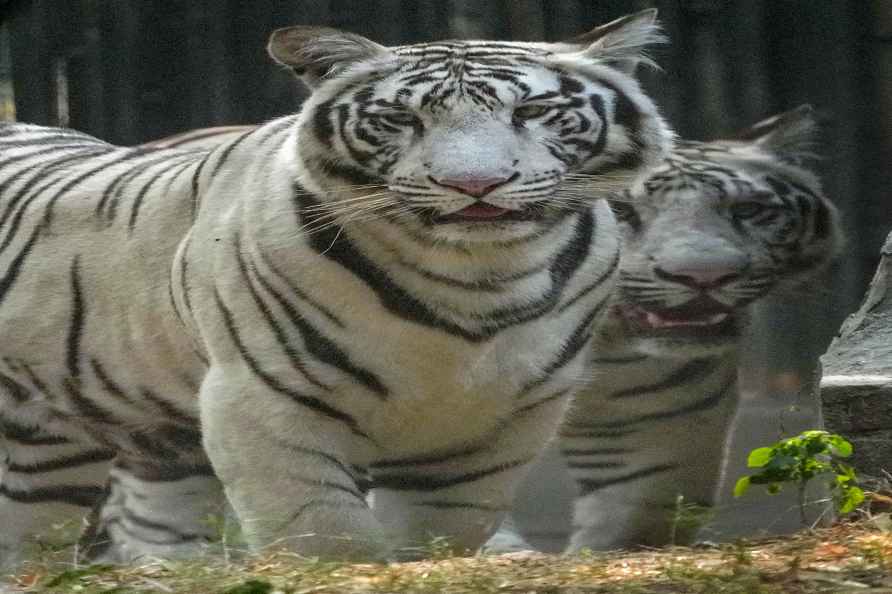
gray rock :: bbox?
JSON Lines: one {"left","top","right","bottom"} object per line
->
{"left": 821, "top": 230, "right": 892, "bottom": 477}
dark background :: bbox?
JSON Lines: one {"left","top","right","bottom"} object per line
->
{"left": 1, "top": 0, "right": 889, "bottom": 542}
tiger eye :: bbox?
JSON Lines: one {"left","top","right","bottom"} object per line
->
{"left": 731, "top": 201, "right": 771, "bottom": 219}
{"left": 381, "top": 111, "right": 420, "bottom": 127}
{"left": 513, "top": 104, "right": 551, "bottom": 120}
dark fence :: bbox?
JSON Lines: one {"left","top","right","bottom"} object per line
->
{"left": 2, "top": 0, "right": 889, "bottom": 395}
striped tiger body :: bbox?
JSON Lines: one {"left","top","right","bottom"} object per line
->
{"left": 486, "top": 106, "right": 840, "bottom": 554}
{"left": 0, "top": 11, "right": 672, "bottom": 566}
{"left": 557, "top": 105, "right": 840, "bottom": 551}
{"left": 140, "top": 125, "right": 255, "bottom": 151}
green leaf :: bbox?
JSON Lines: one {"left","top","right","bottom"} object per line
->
{"left": 746, "top": 447, "right": 774, "bottom": 468}
{"left": 733, "top": 476, "right": 751, "bottom": 497}
{"left": 828, "top": 436, "right": 853, "bottom": 457}
{"left": 836, "top": 486, "right": 865, "bottom": 514}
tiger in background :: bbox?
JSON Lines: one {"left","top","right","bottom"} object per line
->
{"left": 0, "top": 10, "right": 673, "bottom": 567}
{"left": 487, "top": 105, "right": 841, "bottom": 553}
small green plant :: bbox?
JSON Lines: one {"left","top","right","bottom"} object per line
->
{"left": 733, "top": 430, "right": 865, "bottom": 526}
{"left": 667, "top": 494, "right": 715, "bottom": 546}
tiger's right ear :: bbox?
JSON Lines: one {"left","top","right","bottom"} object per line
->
{"left": 268, "top": 26, "right": 392, "bottom": 88}
{"left": 735, "top": 105, "right": 819, "bottom": 160}
{"left": 561, "top": 9, "right": 665, "bottom": 75}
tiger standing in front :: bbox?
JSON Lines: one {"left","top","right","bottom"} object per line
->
{"left": 0, "top": 11, "right": 672, "bottom": 566}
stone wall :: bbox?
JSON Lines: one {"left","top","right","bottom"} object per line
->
{"left": 822, "top": 231, "right": 892, "bottom": 479}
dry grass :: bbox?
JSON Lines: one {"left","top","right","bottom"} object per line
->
{"left": 4, "top": 519, "right": 892, "bottom": 594}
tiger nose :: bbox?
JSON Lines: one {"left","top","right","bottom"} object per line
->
{"left": 430, "top": 175, "right": 513, "bottom": 198}
{"left": 654, "top": 259, "right": 748, "bottom": 289}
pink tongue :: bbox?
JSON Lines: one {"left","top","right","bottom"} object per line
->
{"left": 456, "top": 204, "right": 510, "bottom": 219}
{"left": 645, "top": 311, "right": 729, "bottom": 328}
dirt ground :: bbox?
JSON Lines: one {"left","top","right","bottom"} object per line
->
{"left": 3, "top": 517, "right": 891, "bottom": 594}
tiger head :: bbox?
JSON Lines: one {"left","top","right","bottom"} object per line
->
{"left": 603, "top": 106, "right": 841, "bottom": 356}
{"left": 268, "top": 10, "right": 672, "bottom": 244}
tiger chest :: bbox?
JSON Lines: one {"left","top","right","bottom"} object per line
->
{"left": 328, "top": 303, "right": 589, "bottom": 454}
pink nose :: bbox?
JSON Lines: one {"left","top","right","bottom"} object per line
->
{"left": 430, "top": 176, "right": 512, "bottom": 198}
{"left": 654, "top": 265, "right": 743, "bottom": 289}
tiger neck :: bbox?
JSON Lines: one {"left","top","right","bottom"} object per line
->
{"left": 279, "top": 182, "right": 603, "bottom": 341}
{"left": 589, "top": 318, "right": 742, "bottom": 397}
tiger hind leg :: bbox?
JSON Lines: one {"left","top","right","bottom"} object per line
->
{"left": 0, "top": 404, "right": 113, "bottom": 570}
{"left": 77, "top": 433, "right": 228, "bottom": 564}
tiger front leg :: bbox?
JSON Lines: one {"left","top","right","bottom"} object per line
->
{"left": 371, "top": 392, "right": 571, "bottom": 558}
{"left": 200, "top": 367, "right": 388, "bottom": 561}
{"left": 561, "top": 380, "right": 740, "bottom": 551}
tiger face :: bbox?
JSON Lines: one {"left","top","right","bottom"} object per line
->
{"left": 605, "top": 106, "right": 839, "bottom": 355}
{"left": 269, "top": 11, "right": 671, "bottom": 244}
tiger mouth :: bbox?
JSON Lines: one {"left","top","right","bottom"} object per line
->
{"left": 429, "top": 201, "right": 548, "bottom": 224}
{"left": 618, "top": 300, "right": 737, "bottom": 336}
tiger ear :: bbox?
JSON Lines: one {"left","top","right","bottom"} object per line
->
{"left": 735, "top": 105, "right": 819, "bottom": 160}
{"left": 561, "top": 9, "right": 665, "bottom": 75}
{"left": 268, "top": 26, "right": 392, "bottom": 88}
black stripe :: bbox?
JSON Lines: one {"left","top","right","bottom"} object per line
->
{"left": 0, "top": 483, "right": 105, "bottom": 507}
{"left": 519, "top": 296, "right": 608, "bottom": 396}
{"left": 256, "top": 248, "right": 345, "bottom": 328}
{"left": 190, "top": 154, "right": 210, "bottom": 219}
{"left": 478, "top": 210, "right": 596, "bottom": 334}
{"left": 280, "top": 500, "right": 368, "bottom": 528}
{"left": 609, "top": 357, "right": 720, "bottom": 399}
{"left": 0, "top": 222, "right": 42, "bottom": 306}
{"left": 213, "top": 289, "right": 369, "bottom": 438}
{"left": 237, "top": 236, "right": 384, "bottom": 396}
{"left": 566, "top": 461, "right": 626, "bottom": 470}
{"left": 160, "top": 128, "right": 247, "bottom": 149}
{"left": 0, "top": 371, "right": 29, "bottom": 402}
{"left": 558, "top": 246, "right": 620, "bottom": 313}
{"left": 178, "top": 234, "right": 195, "bottom": 321}
{"left": 559, "top": 428, "right": 637, "bottom": 439}
{"left": 95, "top": 152, "right": 176, "bottom": 219}
{"left": 8, "top": 449, "right": 115, "bottom": 473}
{"left": 591, "top": 354, "right": 648, "bottom": 364}
{"left": 207, "top": 126, "right": 256, "bottom": 178}
{"left": 373, "top": 458, "right": 531, "bottom": 492}
{"left": 370, "top": 445, "right": 486, "bottom": 469}
{"left": 577, "top": 464, "right": 678, "bottom": 495}
{"left": 0, "top": 149, "right": 111, "bottom": 239}
{"left": 114, "top": 459, "right": 215, "bottom": 482}
{"left": 103, "top": 517, "right": 204, "bottom": 546}
{"left": 66, "top": 257, "right": 85, "bottom": 378}
{"left": 41, "top": 149, "right": 152, "bottom": 229}
{"left": 64, "top": 376, "right": 120, "bottom": 426}
{"left": 294, "top": 190, "right": 486, "bottom": 342}
{"left": 572, "top": 374, "right": 736, "bottom": 429}
{"left": 514, "top": 389, "right": 570, "bottom": 415}
{"left": 0, "top": 418, "right": 70, "bottom": 446}
{"left": 140, "top": 388, "right": 196, "bottom": 425}
{"left": 90, "top": 358, "right": 137, "bottom": 407}
{"left": 120, "top": 507, "right": 204, "bottom": 541}
{"left": 127, "top": 155, "right": 196, "bottom": 230}
{"left": 560, "top": 448, "right": 633, "bottom": 456}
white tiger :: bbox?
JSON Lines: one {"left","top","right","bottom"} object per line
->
{"left": 0, "top": 10, "right": 672, "bottom": 567}
{"left": 489, "top": 105, "right": 841, "bottom": 553}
